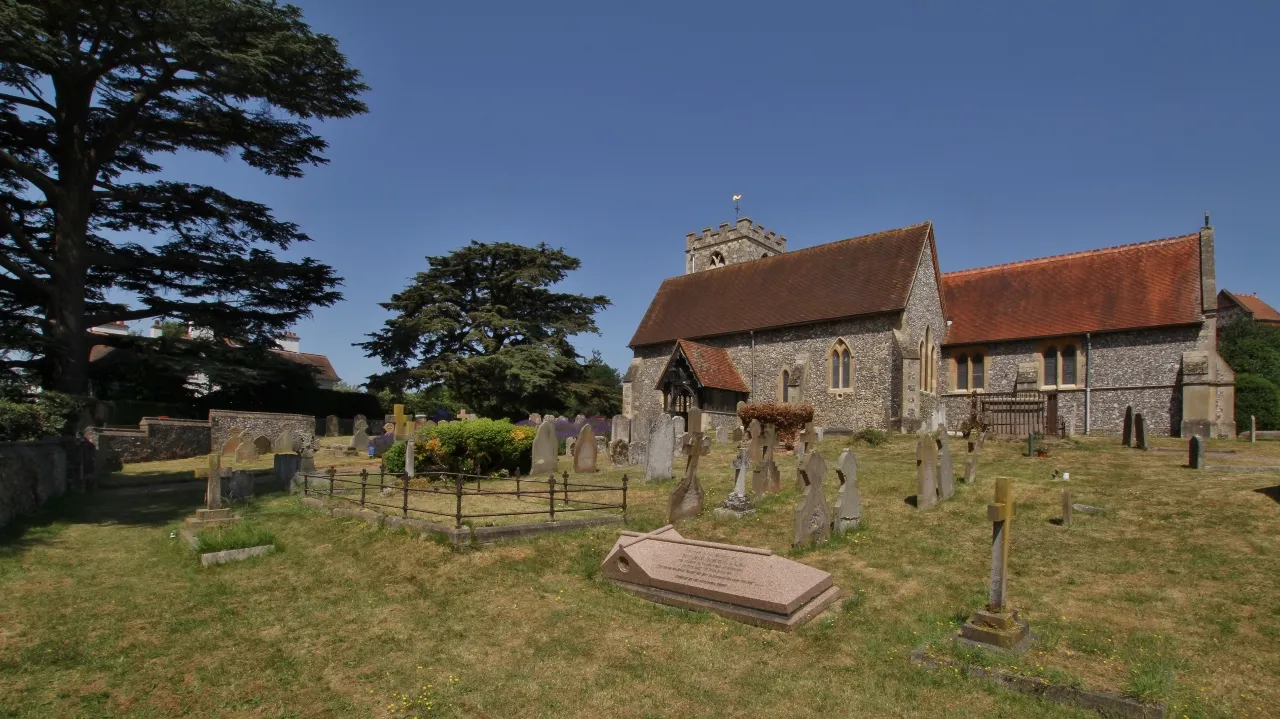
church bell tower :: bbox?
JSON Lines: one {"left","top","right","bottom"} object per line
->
{"left": 684, "top": 218, "right": 788, "bottom": 274}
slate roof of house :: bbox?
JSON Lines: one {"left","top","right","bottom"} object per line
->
{"left": 629, "top": 222, "right": 936, "bottom": 347}
{"left": 657, "top": 340, "right": 750, "bottom": 393}
{"left": 271, "top": 350, "right": 340, "bottom": 382}
{"left": 1219, "top": 290, "right": 1280, "bottom": 324}
{"left": 941, "top": 233, "right": 1204, "bottom": 345}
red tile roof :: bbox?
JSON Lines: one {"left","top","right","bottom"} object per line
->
{"left": 629, "top": 223, "right": 936, "bottom": 347}
{"left": 1219, "top": 290, "right": 1280, "bottom": 324}
{"left": 942, "top": 234, "right": 1204, "bottom": 345}
{"left": 666, "top": 340, "right": 749, "bottom": 392}
{"left": 274, "top": 350, "right": 340, "bottom": 382}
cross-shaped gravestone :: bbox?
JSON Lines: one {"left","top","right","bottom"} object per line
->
{"left": 206, "top": 453, "right": 223, "bottom": 509}
{"left": 393, "top": 404, "right": 408, "bottom": 439}
{"left": 667, "top": 408, "right": 706, "bottom": 523}
{"left": 916, "top": 434, "right": 937, "bottom": 510}
{"left": 795, "top": 421, "right": 821, "bottom": 491}
{"left": 761, "top": 423, "right": 781, "bottom": 494}
{"left": 746, "top": 419, "right": 765, "bottom": 495}
{"left": 958, "top": 476, "right": 1030, "bottom": 652}
{"left": 833, "top": 449, "right": 861, "bottom": 534}
{"left": 717, "top": 445, "right": 755, "bottom": 516}
{"left": 793, "top": 450, "right": 830, "bottom": 547}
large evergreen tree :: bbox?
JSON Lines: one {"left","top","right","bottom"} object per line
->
{"left": 360, "top": 241, "right": 615, "bottom": 419}
{"left": 0, "top": 0, "right": 367, "bottom": 394}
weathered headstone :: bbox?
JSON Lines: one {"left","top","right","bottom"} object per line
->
{"left": 349, "top": 419, "right": 370, "bottom": 455}
{"left": 573, "top": 423, "right": 598, "bottom": 473}
{"left": 793, "top": 451, "right": 830, "bottom": 547}
{"left": 700, "top": 435, "right": 711, "bottom": 456}
{"left": 964, "top": 432, "right": 984, "bottom": 483}
{"left": 574, "top": 414, "right": 586, "bottom": 424}
{"left": 612, "top": 414, "right": 631, "bottom": 444}
{"left": 225, "top": 469, "right": 255, "bottom": 502}
{"left": 716, "top": 446, "right": 754, "bottom": 517}
{"left": 1134, "top": 413, "right": 1148, "bottom": 450}
{"left": 529, "top": 412, "right": 542, "bottom": 425}
{"left": 235, "top": 434, "right": 258, "bottom": 463}
{"left": 609, "top": 438, "right": 630, "bottom": 466}
{"left": 565, "top": 436, "right": 576, "bottom": 458}
{"left": 206, "top": 454, "right": 223, "bottom": 509}
{"left": 252, "top": 435, "right": 272, "bottom": 456}
{"left": 182, "top": 460, "right": 239, "bottom": 535}
{"left": 815, "top": 426, "right": 825, "bottom": 442}
{"left": 761, "top": 423, "right": 781, "bottom": 494}
{"left": 221, "top": 427, "right": 245, "bottom": 456}
{"left": 1189, "top": 435, "right": 1205, "bottom": 469}
{"left": 645, "top": 414, "right": 676, "bottom": 481}
{"left": 300, "top": 443, "right": 316, "bottom": 473}
{"left": 936, "top": 430, "right": 955, "bottom": 501}
{"left": 404, "top": 438, "right": 415, "bottom": 477}
{"left": 1122, "top": 406, "right": 1134, "bottom": 447}
{"left": 795, "top": 422, "right": 821, "bottom": 491}
{"left": 1251, "top": 415, "right": 1257, "bottom": 443}
{"left": 668, "top": 409, "right": 706, "bottom": 522}
{"left": 958, "top": 477, "right": 1030, "bottom": 653}
{"left": 1061, "top": 487, "right": 1072, "bottom": 527}
{"left": 672, "top": 415, "right": 687, "bottom": 439}
{"left": 731, "top": 427, "right": 743, "bottom": 442}
{"left": 916, "top": 434, "right": 937, "bottom": 510}
{"left": 273, "top": 426, "right": 296, "bottom": 454}
{"left": 715, "top": 426, "right": 727, "bottom": 443}
{"left": 600, "top": 525, "right": 841, "bottom": 631}
{"left": 274, "top": 452, "right": 300, "bottom": 487}
{"left": 531, "top": 419, "right": 558, "bottom": 475}
{"left": 325, "top": 415, "right": 339, "bottom": 437}
{"left": 747, "top": 419, "right": 766, "bottom": 495}
{"left": 833, "top": 449, "right": 861, "bottom": 534}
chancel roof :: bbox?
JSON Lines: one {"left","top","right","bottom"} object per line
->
{"left": 629, "top": 223, "right": 936, "bottom": 347}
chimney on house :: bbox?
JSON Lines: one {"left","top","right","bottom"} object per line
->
{"left": 277, "top": 331, "right": 301, "bottom": 353}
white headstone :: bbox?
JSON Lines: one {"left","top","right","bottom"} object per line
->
{"left": 645, "top": 414, "right": 676, "bottom": 481}
{"left": 531, "top": 419, "right": 558, "bottom": 475}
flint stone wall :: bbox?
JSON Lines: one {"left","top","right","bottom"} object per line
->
{"left": 209, "top": 410, "right": 315, "bottom": 454}
{"left": 0, "top": 437, "right": 95, "bottom": 529}
{"left": 84, "top": 417, "right": 210, "bottom": 464}
{"left": 941, "top": 326, "right": 1202, "bottom": 436}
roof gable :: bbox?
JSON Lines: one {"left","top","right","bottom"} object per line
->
{"left": 653, "top": 340, "right": 749, "bottom": 393}
{"left": 942, "top": 234, "right": 1204, "bottom": 345}
{"left": 629, "top": 223, "right": 934, "bottom": 347}
{"left": 1219, "top": 290, "right": 1280, "bottom": 323}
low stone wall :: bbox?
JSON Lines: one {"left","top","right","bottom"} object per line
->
{"left": 209, "top": 410, "right": 315, "bottom": 455}
{"left": 0, "top": 437, "right": 95, "bottom": 529}
{"left": 85, "top": 417, "right": 211, "bottom": 464}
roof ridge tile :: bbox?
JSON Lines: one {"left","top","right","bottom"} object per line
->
{"left": 942, "top": 233, "right": 1199, "bottom": 279}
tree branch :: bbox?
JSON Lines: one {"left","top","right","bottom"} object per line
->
{"left": 90, "top": 61, "right": 181, "bottom": 171}
{"left": 0, "top": 211, "right": 55, "bottom": 273}
{"left": 0, "top": 91, "right": 55, "bottom": 115}
{"left": 0, "top": 148, "right": 61, "bottom": 201}
{"left": 84, "top": 306, "right": 162, "bottom": 327}
{"left": 0, "top": 251, "right": 54, "bottom": 296}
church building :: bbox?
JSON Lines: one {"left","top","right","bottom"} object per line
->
{"left": 623, "top": 216, "right": 1235, "bottom": 438}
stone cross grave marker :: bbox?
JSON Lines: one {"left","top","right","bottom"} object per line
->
{"left": 1122, "top": 405, "right": 1134, "bottom": 447}
{"left": 746, "top": 419, "right": 765, "bottom": 495}
{"left": 761, "top": 423, "right": 781, "bottom": 494}
{"left": 833, "top": 449, "right": 861, "bottom": 535}
{"left": 393, "top": 404, "right": 409, "bottom": 440}
{"left": 325, "top": 415, "right": 339, "bottom": 437}
{"left": 717, "top": 445, "right": 754, "bottom": 517}
{"left": 792, "top": 450, "right": 830, "bottom": 547}
{"left": 1189, "top": 435, "right": 1205, "bottom": 470}
{"left": 916, "top": 434, "right": 937, "bottom": 510}
{"left": 964, "top": 431, "right": 984, "bottom": 483}
{"left": 667, "top": 408, "right": 706, "bottom": 523}
{"left": 573, "top": 423, "right": 598, "bottom": 473}
{"left": 936, "top": 430, "right": 955, "bottom": 501}
{"left": 349, "top": 418, "right": 370, "bottom": 456}
{"left": 532, "top": 418, "right": 558, "bottom": 475}
{"left": 1134, "top": 413, "right": 1148, "bottom": 450}
{"left": 206, "top": 453, "right": 223, "bottom": 510}
{"left": 645, "top": 414, "right": 676, "bottom": 481}
{"left": 794, "top": 422, "right": 821, "bottom": 491}
{"left": 958, "top": 476, "right": 1030, "bottom": 652}
{"left": 600, "top": 525, "right": 841, "bottom": 631}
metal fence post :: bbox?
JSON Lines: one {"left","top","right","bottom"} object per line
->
{"left": 379, "top": 466, "right": 385, "bottom": 491}
{"left": 622, "top": 473, "right": 628, "bottom": 517}
{"left": 455, "top": 474, "right": 464, "bottom": 528}
{"left": 360, "top": 469, "right": 368, "bottom": 507}
{"left": 548, "top": 474, "right": 556, "bottom": 522}
{"left": 562, "top": 470, "right": 569, "bottom": 506}
{"left": 402, "top": 473, "right": 409, "bottom": 518}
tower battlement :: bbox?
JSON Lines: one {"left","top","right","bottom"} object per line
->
{"left": 684, "top": 217, "right": 788, "bottom": 274}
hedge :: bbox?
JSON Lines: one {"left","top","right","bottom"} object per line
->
{"left": 383, "top": 419, "right": 535, "bottom": 475}
{"left": 737, "top": 402, "right": 814, "bottom": 447}
{"left": 1236, "top": 373, "right": 1280, "bottom": 432}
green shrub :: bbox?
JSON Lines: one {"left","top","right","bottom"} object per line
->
{"left": 0, "top": 399, "right": 48, "bottom": 442}
{"left": 737, "top": 402, "right": 814, "bottom": 447}
{"left": 0, "top": 392, "right": 92, "bottom": 441}
{"left": 195, "top": 522, "right": 278, "bottom": 553}
{"left": 383, "top": 440, "right": 407, "bottom": 474}
{"left": 1235, "top": 373, "right": 1280, "bottom": 431}
{"left": 407, "top": 419, "right": 535, "bottom": 475}
{"left": 852, "top": 428, "right": 888, "bottom": 446}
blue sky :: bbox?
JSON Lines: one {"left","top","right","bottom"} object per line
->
{"left": 143, "top": 1, "right": 1279, "bottom": 385}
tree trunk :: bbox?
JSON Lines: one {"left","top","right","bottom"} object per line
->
{"left": 47, "top": 194, "right": 90, "bottom": 396}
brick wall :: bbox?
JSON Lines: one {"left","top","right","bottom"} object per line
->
{"left": 0, "top": 437, "right": 95, "bottom": 529}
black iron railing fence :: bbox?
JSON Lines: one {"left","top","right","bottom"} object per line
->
{"left": 299, "top": 468, "right": 628, "bottom": 528}
{"left": 977, "top": 392, "right": 1047, "bottom": 437}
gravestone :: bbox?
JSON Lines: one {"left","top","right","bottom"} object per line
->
{"left": 529, "top": 412, "right": 542, "bottom": 425}
{"left": 673, "top": 415, "right": 686, "bottom": 439}
{"left": 252, "top": 435, "right": 272, "bottom": 456}
{"left": 667, "top": 409, "right": 706, "bottom": 522}
{"left": 1189, "top": 435, "right": 1205, "bottom": 470}
{"left": 273, "top": 426, "right": 296, "bottom": 454}
{"left": 574, "top": 414, "right": 586, "bottom": 424}
{"left": 531, "top": 419, "right": 558, "bottom": 475}
{"left": 573, "top": 423, "right": 598, "bottom": 473}
{"left": 760, "top": 423, "right": 781, "bottom": 494}
{"left": 815, "top": 426, "right": 825, "bottom": 442}
{"left": 747, "top": 419, "right": 766, "bottom": 495}
{"left": 1122, "top": 406, "right": 1134, "bottom": 447}
{"left": 565, "top": 436, "right": 576, "bottom": 458}
{"left": 628, "top": 440, "right": 648, "bottom": 467}
{"left": 404, "top": 437, "right": 415, "bottom": 477}
{"left": 325, "top": 415, "right": 339, "bottom": 437}
{"left": 225, "top": 469, "right": 255, "bottom": 501}
{"left": 645, "top": 414, "right": 676, "bottom": 481}
{"left": 794, "top": 422, "right": 821, "bottom": 491}
{"left": 1061, "top": 488, "right": 1072, "bottom": 527}
{"left": 1134, "top": 413, "right": 1148, "bottom": 450}
{"left": 235, "top": 434, "right": 258, "bottom": 463}
{"left": 182, "top": 459, "right": 239, "bottom": 536}
{"left": 936, "top": 430, "right": 955, "bottom": 501}
{"left": 833, "top": 449, "right": 861, "bottom": 534}
{"left": 792, "top": 450, "right": 830, "bottom": 547}
{"left": 716, "top": 446, "right": 754, "bottom": 517}
{"left": 300, "top": 444, "right": 316, "bottom": 473}
{"left": 1251, "top": 415, "right": 1257, "bottom": 443}
{"left": 609, "top": 438, "right": 630, "bottom": 467}
{"left": 731, "top": 427, "right": 743, "bottom": 442}
{"left": 392, "top": 404, "right": 409, "bottom": 439}
{"left": 422, "top": 419, "right": 436, "bottom": 430}
{"left": 221, "top": 427, "right": 245, "bottom": 456}
{"left": 958, "top": 477, "right": 1030, "bottom": 653}
{"left": 916, "top": 434, "right": 937, "bottom": 509}
{"left": 349, "top": 419, "right": 370, "bottom": 455}
{"left": 274, "top": 452, "right": 300, "bottom": 487}
{"left": 353, "top": 413, "right": 366, "bottom": 427}
{"left": 700, "top": 435, "right": 711, "bottom": 456}
{"left": 206, "top": 454, "right": 222, "bottom": 509}
{"left": 715, "top": 426, "right": 727, "bottom": 443}
{"left": 964, "top": 432, "right": 984, "bottom": 483}
{"left": 601, "top": 525, "right": 841, "bottom": 631}
{"left": 612, "top": 414, "right": 631, "bottom": 444}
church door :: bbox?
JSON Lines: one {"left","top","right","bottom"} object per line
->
{"left": 1045, "top": 392, "right": 1059, "bottom": 436}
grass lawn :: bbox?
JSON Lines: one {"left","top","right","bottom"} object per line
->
{"left": 98, "top": 436, "right": 382, "bottom": 489}
{"left": 1, "top": 433, "right": 1277, "bottom": 717}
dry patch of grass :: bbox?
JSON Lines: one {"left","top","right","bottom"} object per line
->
{"left": 1, "top": 434, "right": 1277, "bottom": 717}
{"left": 100, "top": 436, "right": 381, "bottom": 488}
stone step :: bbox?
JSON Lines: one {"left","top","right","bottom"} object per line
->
{"left": 184, "top": 516, "right": 242, "bottom": 530}
{"left": 196, "top": 508, "right": 234, "bottom": 520}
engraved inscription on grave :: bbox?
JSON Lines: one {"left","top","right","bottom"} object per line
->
{"left": 657, "top": 548, "right": 757, "bottom": 591}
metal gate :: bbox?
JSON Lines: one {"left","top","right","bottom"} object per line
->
{"left": 978, "top": 392, "right": 1047, "bottom": 437}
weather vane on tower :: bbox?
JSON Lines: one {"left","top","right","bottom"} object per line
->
{"left": 733, "top": 194, "right": 742, "bottom": 219}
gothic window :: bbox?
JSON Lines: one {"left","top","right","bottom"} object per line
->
{"left": 1043, "top": 346, "right": 1058, "bottom": 387}
{"left": 972, "top": 354, "right": 985, "bottom": 390}
{"left": 1061, "top": 345, "right": 1077, "bottom": 385}
{"left": 956, "top": 354, "right": 969, "bottom": 390}
{"left": 829, "top": 339, "right": 852, "bottom": 390}
{"left": 950, "top": 347, "right": 987, "bottom": 393}
{"left": 709, "top": 251, "right": 726, "bottom": 268}
{"left": 781, "top": 369, "right": 790, "bottom": 402}
{"left": 923, "top": 327, "right": 935, "bottom": 393}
